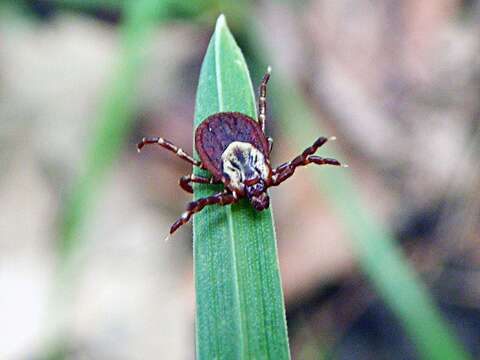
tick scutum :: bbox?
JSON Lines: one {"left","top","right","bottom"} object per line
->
{"left": 195, "top": 112, "right": 269, "bottom": 179}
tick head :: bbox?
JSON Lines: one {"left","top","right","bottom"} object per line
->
{"left": 246, "top": 181, "right": 270, "bottom": 211}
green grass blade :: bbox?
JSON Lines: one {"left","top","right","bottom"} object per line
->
{"left": 59, "top": 0, "right": 166, "bottom": 256}
{"left": 54, "top": 0, "right": 122, "bottom": 10}
{"left": 270, "top": 83, "right": 471, "bottom": 360}
{"left": 50, "top": 0, "right": 211, "bottom": 19}
{"left": 193, "top": 15, "right": 290, "bottom": 360}
{"left": 47, "top": 1, "right": 169, "bottom": 358}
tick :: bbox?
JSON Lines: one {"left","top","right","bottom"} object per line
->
{"left": 137, "top": 67, "right": 346, "bottom": 236}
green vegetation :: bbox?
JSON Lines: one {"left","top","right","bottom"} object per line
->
{"left": 192, "top": 15, "right": 290, "bottom": 359}
{"left": 59, "top": 0, "right": 166, "bottom": 257}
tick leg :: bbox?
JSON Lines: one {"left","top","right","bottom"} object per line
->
{"left": 273, "top": 136, "right": 330, "bottom": 174}
{"left": 179, "top": 174, "right": 221, "bottom": 193}
{"left": 272, "top": 155, "right": 342, "bottom": 186}
{"left": 271, "top": 136, "right": 342, "bottom": 186}
{"left": 258, "top": 66, "right": 271, "bottom": 133}
{"left": 169, "top": 191, "right": 237, "bottom": 235}
{"left": 137, "top": 136, "right": 202, "bottom": 167}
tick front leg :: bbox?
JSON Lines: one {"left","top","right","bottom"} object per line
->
{"left": 272, "top": 136, "right": 343, "bottom": 186}
{"left": 273, "top": 136, "right": 332, "bottom": 174}
{"left": 137, "top": 136, "right": 202, "bottom": 167}
{"left": 179, "top": 174, "right": 221, "bottom": 193}
{"left": 169, "top": 191, "right": 237, "bottom": 235}
{"left": 273, "top": 155, "right": 342, "bottom": 185}
{"left": 258, "top": 66, "right": 271, "bottom": 133}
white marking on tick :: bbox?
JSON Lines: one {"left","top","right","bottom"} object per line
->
{"left": 221, "top": 141, "right": 269, "bottom": 190}
{"left": 158, "top": 138, "right": 165, "bottom": 144}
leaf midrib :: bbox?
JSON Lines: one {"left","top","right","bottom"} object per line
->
{"left": 214, "top": 15, "right": 246, "bottom": 356}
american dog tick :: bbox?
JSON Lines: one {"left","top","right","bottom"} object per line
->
{"left": 137, "top": 67, "right": 346, "bottom": 236}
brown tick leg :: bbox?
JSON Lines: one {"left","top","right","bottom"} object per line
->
{"left": 307, "top": 156, "right": 342, "bottom": 166}
{"left": 273, "top": 136, "right": 330, "bottom": 174}
{"left": 179, "top": 174, "right": 221, "bottom": 193}
{"left": 137, "top": 136, "right": 202, "bottom": 167}
{"left": 258, "top": 66, "right": 271, "bottom": 133}
{"left": 169, "top": 191, "right": 237, "bottom": 235}
{"left": 271, "top": 136, "right": 343, "bottom": 186}
{"left": 273, "top": 155, "right": 342, "bottom": 185}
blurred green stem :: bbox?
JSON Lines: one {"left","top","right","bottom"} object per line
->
{"left": 59, "top": 1, "right": 165, "bottom": 256}
{"left": 47, "top": 3, "right": 169, "bottom": 358}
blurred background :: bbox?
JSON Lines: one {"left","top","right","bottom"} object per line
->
{"left": 1, "top": 0, "right": 480, "bottom": 359}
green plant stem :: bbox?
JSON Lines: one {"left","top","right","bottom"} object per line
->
{"left": 193, "top": 15, "right": 290, "bottom": 359}
{"left": 59, "top": 0, "right": 166, "bottom": 257}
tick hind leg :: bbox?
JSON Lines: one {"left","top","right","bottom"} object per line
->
{"left": 179, "top": 174, "right": 221, "bottom": 193}
{"left": 169, "top": 191, "right": 237, "bottom": 235}
{"left": 258, "top": 66, "right": 271, "bottom": 133}
{"left": 272, "top": 136, "right": 344, "bottom": 186}
{"left": 137, "top": 136, "right": 202, "bottom": 167}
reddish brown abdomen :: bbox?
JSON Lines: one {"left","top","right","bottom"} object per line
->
{"left": 195, "top": 112, "right": 269, "bottom": 178}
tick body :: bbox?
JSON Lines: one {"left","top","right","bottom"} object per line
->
{"left": 138, "top": 67, "right": 345, "bottom": 236}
